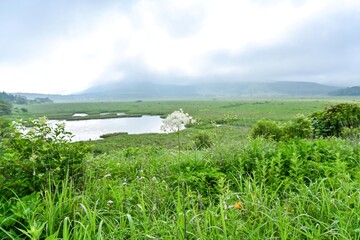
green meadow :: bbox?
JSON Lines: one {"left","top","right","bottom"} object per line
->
{"left": 13, "top": 99, "right": 342, "bottom": 121}
{"left": 1, "top": 98, "right": 360, "bottom": 239}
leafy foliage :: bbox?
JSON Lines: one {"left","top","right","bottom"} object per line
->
{"left": 193, "top": 132, "right": 213, "bottom": 149}
{"left": 283, "top": 114, "right": 313, "bottom": 139}
{"left": 2, "top": 102, "right": 360, "bottom": 239}
{"left": 0, "top": 100, "right": 12, "bottom": 115}
{"left": 0, "top": 91, "right": 27, "bottom": 104}
{"left": 0, "top": 117, "right": 90, "bottom": 198}
{"left": 311, "top": 103, "right": 360, "bottom": 137}
{"left": 250, "top": 103, "right": 360, "bottom": 140}
{"left": 341, "top": 126, "right": 360, "bottom": 140}
{"left": 249, "top": 119, "right": 284, "bottom": 141}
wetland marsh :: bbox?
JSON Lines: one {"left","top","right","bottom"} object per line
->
{"left": 2, "top": 98, "right": 360, "bottom": 239}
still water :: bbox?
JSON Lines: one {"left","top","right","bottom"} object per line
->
{"left": 48, "top": 115, "right": 164, "bottom": 141}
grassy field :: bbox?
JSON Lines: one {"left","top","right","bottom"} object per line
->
{"left": 13, "top": 99, "right": 348, "bottom": 122}
{"left": 11, "top": 99, "right": 354, "bottom": 153}
{"left": 2, "top": 98, "right": 360, "bottom": 239}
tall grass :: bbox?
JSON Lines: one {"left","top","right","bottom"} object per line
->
{"left": 2, "top": 138, "right": 359, "bottom": 239}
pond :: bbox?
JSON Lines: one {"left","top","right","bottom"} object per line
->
{"left": 48, "top": 115, "right": 165, "bottom": 141}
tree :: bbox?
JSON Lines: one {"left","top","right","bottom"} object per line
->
{"left": 311, "top": 103, "right": 360, "bottom": 137}
{"left": 0, "top": 100, "right": 12, "bottom": 115}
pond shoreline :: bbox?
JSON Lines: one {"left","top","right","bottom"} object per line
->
{"left": 50, "top": 113, "right": 144, "bottom": 121}
{"left": 47, "top": 115, "right": 165, "bottom": 141}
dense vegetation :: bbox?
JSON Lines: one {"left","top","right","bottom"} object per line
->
{"left": 1, "top": 100, "right": 360, "bottom": 239}
{"left": 0, "top": 100, "right": 12, "bottom": 115}
{"left": 0, "top": 92, "right": 27, "bottom": 105}
{"left": 0, "top": 91, "right": 54, "bottom": 116}
{"left": 330, "top": 86, "right": 360, "bottom": 96}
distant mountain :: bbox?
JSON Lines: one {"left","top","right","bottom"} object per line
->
{"left": 12, "top": 81, "right": 345, "bottom": 102}
{"left": 329, "top": 86, "right": 360, "bottom": 96}
{"left": 268, "top": 81, "right": 340, "bottom": 95}
{"left": 79, "top": 81, "right": 341, "bottom": 100}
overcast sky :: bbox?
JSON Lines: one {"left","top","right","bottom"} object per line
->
{"left": 1, "top": 0, "right": 359, "bottom": 94}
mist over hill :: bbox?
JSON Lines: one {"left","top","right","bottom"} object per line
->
{"left": 329, "top": 86, "right": 360, "bottom": 96}
{"left": 78, "top": 81, "right": 341, "bottom": 101}
{"left": 13, "top": 81, "right": 344, "bottom": 102}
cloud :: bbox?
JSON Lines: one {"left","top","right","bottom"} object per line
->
{"left": 0, "top": 0, "right": 359, "bottom": 93}
{"left": 205, "top": 7, "right": 360, "bottom": 86}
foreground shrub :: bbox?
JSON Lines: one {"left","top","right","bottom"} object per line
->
{"left": 0, "top": 117, "right": 90, "bottom": 198}
{"left": 250, "top": 114, "right": 312, "bottom": 141}
{"left": 311, "top": 103, "right": 360, "bottom": 137}
{"left": 251, "top": 103, "right": 360, "bottom": 140}
{"left": 283, "top": 114, "right": 313, "bottom": 139}
{"left": 193, "top": 132, "right": 213, "bottom": 149}
{"left": 342, "top": 126, "right": 360, "bottom": 140}
{"left": 249, "top": 119, "right": 284, "bottom": 141}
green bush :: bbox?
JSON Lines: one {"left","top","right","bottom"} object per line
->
{"left": 250, "top": 103, "right": 360, "bottom": 141}
{"left": 311, "top": 103, "right": 360, "bottom": 137}
{"left": 0, "top": 100, "right": 12, "bottom": 115}
{"left": 170, "top": 157, "right": 226, "bottom": 204}
{"left": 193, "top": 132, "right": 213, "bottom": 149}
{"left": 341, "top": 126, "right": 360, "bottom": 140}
{"left": 283, "top": 114, "right": 313, "bottom": 139}
{"left": 0, "top": 117, "right": 90, "bottom": 198}
{"left": 249, "top": 119, "right": 284, "bottom": 141}
{"left": 0, "top": 118, "right": 11, "bottom": 138}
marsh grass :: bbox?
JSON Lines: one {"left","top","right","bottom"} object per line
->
{"left": 2, "top": 137, "right": 360, "bottom": 239}
{"left": 2, "top": 100, "right": 360, "bottom": 239}
{"left": 14, "top": 99, "right": 339, "bottom": 122}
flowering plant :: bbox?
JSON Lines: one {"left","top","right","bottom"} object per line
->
{"left": 161, "top": 108, "right": 195, "bottom": 133}
{"left": 161, "top": 109, "right": 195, "bottom": 158}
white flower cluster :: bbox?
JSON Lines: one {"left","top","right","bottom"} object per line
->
{"left": 161, "top": 108, "right": 195, "bottom": 133}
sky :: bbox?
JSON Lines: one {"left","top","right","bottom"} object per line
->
{"left": 0, "top": 0, "right": 359, "bottom": 94}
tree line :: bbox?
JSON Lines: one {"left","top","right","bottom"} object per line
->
{"left": 0, "top": 91, "right": 53, "bottom": 115}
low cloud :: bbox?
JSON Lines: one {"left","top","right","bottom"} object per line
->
{"left": 0, "top": 0, "right": 359, "bottom": 93}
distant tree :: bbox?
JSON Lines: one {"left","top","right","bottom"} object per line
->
{"left": 0, "top": 100, "right": 12, "bottom": 115}
{"left": 0, "top": 92, "right": 15, "bottom": 102}
{"left": 15, "top": 96, "right": 28, "bottom": 104}
{"left": 311, "top": 103, "right": 360, "bottom": 137}
{"left": 329, "top": 86, "right": 360, "bottom": 96}
{"left": 0, "top": 91, "right": 28, "bottom": 104}
{"left": 33, "top": 97, "right": 53, "bottom": 103}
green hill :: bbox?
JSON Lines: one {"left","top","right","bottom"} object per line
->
{"left": 329, "top": 86, "right": 360, "bottom": 96}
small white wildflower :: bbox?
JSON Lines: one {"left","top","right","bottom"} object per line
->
{"left": 107, "top": 200, "right": 114, "bottom": 206}
{"left": 38, "top": 116, "right": 48, "bottom": 125}
{"left": 104, "top": 173, "right": 111, "bottom": 178}
{"left": 300, "top": 226, "right": 308, "bottom": 231}
{"left": 151, "top": 176, "right": 157, "bottom": 181}
{"left": 223, "top": 201, "right": 228, "bottom": 210}
{"left": 29, "top": 154, "right": 37, "bottom": 163}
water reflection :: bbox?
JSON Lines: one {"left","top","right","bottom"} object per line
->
{"left": 48, "top": 115, "right": 164, "bottom": 141}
